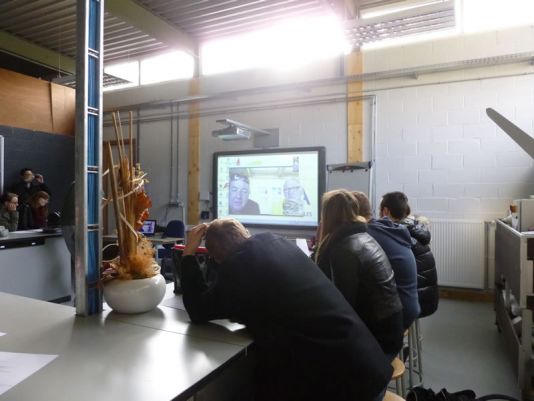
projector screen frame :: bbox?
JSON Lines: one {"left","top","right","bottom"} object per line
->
{"left": 212, "top": 146, "right": 326, "bottom": 230}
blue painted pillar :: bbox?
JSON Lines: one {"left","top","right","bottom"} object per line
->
{"left": 74, "top": 0, "right": 103, "bottom": 316}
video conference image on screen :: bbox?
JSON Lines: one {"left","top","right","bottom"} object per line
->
{"left": 214, "top": 148, "right": 324, "bottom": 228}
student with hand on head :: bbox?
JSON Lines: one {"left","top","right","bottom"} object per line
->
{"left": 180, "top": 218, "right": 392, "bottom": 401}
{"left": 354, "top": 191, "right": 421, "bottom": 330}
{"left": 0, "top": 192, "right": 19, "bottom": 231}
{"left": 228, "top": 173, "right": 260, "bottom": 215}
{"left": 313, "top": 189, "right": 404, "bottom": 361}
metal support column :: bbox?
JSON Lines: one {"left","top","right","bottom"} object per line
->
{"left": 74, "top": 0, "right": 103, "bottom": 316}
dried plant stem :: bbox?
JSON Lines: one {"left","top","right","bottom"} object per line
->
{"left": 104, "top": 111, "right": 155, "bottom": 280}
{"left": 106, "top": 142, "right": 125, "bottom": 260}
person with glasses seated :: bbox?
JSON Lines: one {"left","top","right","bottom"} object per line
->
{"left": 228, "top": 172, "right": 260, "bottom": 215}
{"left": 0, "top": 192, "right": 19, "bottom": 231}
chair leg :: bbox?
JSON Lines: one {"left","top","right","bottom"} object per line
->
{"left": 395, "top": 374, "right": 405, "bottom": 397}
{"left": 415, "top": 319, "right": 423, "bottom": 384}
{"left": 407, "top": 325, "right": 414, "bottom": 389}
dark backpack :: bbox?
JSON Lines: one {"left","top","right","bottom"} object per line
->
{"left": 407, "top": 387, "right": 519, "bottom": 401}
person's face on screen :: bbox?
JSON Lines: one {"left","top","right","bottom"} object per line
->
{"left": 284, "top": 178, "right": 303, "bottom": 202}
{"left": 229, "top": 178, "right": 250, "bottom": 212}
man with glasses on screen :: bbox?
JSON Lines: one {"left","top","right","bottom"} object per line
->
{"left": 282, "top": 177, "right": 309, "bottom": 217}
{"left": 229, "top": 172, "right": 260, "bottom": 215}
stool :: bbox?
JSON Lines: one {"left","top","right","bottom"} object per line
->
{"left": 391, "top": 357, "right": 406, "bottom": 397}
{"left": 406, "top": 319, "right": 424, "bottom": 388}
{"left": 383, "top": 390, "right": 406, "bottom": 401}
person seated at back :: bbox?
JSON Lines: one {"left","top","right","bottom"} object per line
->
{"left": 0, "top": 192, "right": 19, "bottom": 231}
{"left": 19, "top": 190, "right": 50, "bottom": 230}
{"left": 354, "top": 191, "right": 420, "bottom": 331}
{"left": 312, "top": 189, "right": 404, "bottom": 361}
{"left": 181, "top": 218, "right": 392, "bottom": 401}
{"left": 382, "top": 191, "right": 439, "bottom": 318}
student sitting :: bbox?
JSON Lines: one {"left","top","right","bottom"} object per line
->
{"left": 181, "top": 218, "right": 392, "bottom": 401}
{"left": 383, "top": 191, "right": 439, "bottom": 318}
{"left": 19, "top": 191, "right": 50, "bottom": 229}
{"left": 0, "top": 192, "right": 19, "bottom": 231}
{"left": 354, "top": 191, "right": 420, "bottom": 331}
{"left": 313, "top": 189, "right": 404, "bottom": 360}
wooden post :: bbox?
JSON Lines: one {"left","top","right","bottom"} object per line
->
{"left": 346, "top": 50, "right": 363, "bottom": 163}
{"left": 187, "top": 77, "right": 200, "bottom": 226}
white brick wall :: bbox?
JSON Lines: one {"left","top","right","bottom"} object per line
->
{"left": 374, "top": 75, "right": 534, "bottom": 220}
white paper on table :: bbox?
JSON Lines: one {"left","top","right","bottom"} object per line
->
{"left": 295, "top": 238, "right": 311, "bottom": 257}
{"left": 210, "top": 319, "right": 246, "bottom": 332}
{"left": 0, "top": 332, "right": 5, "bottom": 336}
{"left": 0, "top": 352, "right": 57, "bottom": 396}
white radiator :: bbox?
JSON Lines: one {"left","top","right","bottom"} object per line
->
{"left": 430, "top": 219, "right": 486, "bottom": 289}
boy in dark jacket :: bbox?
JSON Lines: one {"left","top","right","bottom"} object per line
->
{"left": 381, "top": 191, "right": 439, "bottom": 318}
{"left": 353, "top": 192, "right": 420, "bottom": 330}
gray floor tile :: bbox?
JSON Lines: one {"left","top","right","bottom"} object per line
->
{"left": 419, "top": 299, "right": 520, "bottom": 399}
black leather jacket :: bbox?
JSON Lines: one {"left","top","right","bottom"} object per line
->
{"left": 400, "top": 216, "right": 439, "bottom": 317}
{"left": 314, "top": 222, "right": 403, "bottom": 356}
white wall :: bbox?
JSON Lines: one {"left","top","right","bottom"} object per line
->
{"left": 363, "top": 26, "right": 534, "bottom": 220}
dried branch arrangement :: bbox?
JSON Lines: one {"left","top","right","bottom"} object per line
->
{"left": 102, "top": 111, "right": 156, "bottom": 280}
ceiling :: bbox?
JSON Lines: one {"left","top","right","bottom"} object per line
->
{"left": 0, "top": 0, "right": 455, "bottom": 83}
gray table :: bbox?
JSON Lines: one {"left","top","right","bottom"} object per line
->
{"left": 0, "top": 287, "right": 252, "bottom": 401}
{"left": 0, "top": 229, "right": 71, "bottom": 301}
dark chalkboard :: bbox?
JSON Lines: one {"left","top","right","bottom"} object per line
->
{"left": 0, "top": 125, "right": 74, "bottom": 212}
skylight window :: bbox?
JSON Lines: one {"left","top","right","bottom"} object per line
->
{"left": 140, "top": 51, "right": 194, "bottom": 85}
{"left": 201, "top": 15, "right": 349, "bottom": 75}
{"left": 360, "top": 0, "right": 446, "bottom": 19}
{"left": 462, "top": 0, "right": 534, "bottom": 33}
{"left": 103, "top": 60, "right": 139, "bottom": 92}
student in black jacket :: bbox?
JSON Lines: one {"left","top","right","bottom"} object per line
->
{"left": 313, "top": 189, "right": 404, "bottom": 360}
{"left": 381, "top": 191, "right": 439, "bottom": 318}
{"left": 181, "top": 218, "right": 392, "bottom": 401}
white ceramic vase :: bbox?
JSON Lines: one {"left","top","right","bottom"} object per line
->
{"left": 103, "top": 264, "right": 166, "bottom": 314}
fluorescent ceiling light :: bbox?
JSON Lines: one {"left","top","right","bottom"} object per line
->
{"left": 361, "top": 0, "right": 446, "bottom": 19}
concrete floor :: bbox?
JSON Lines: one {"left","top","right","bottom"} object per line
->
{"left": 417, "top": 298, "right": 521, "bottom": 399}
